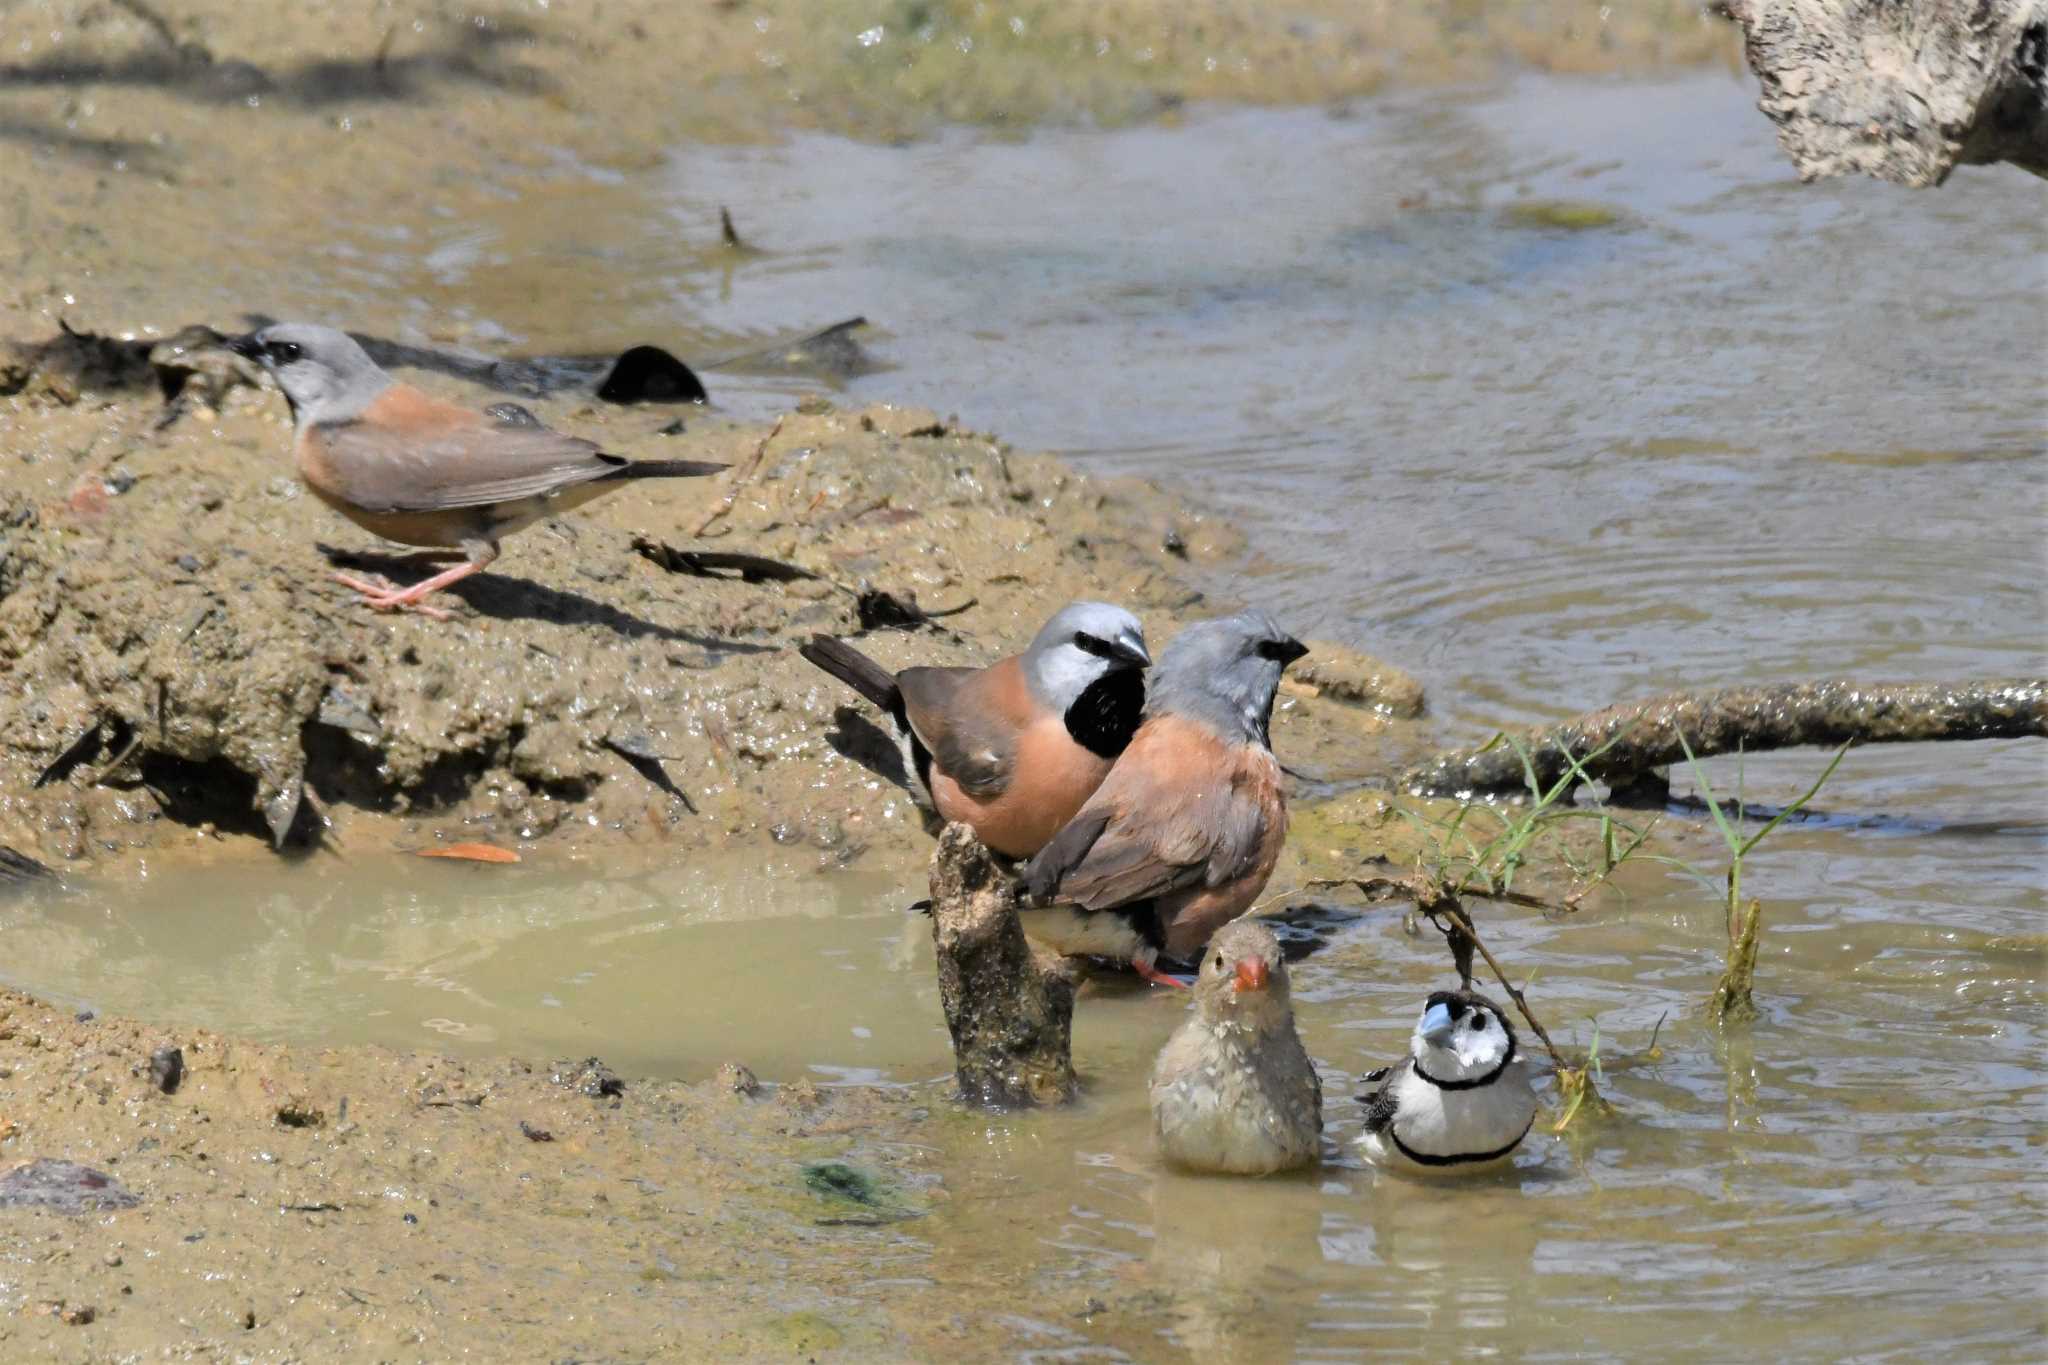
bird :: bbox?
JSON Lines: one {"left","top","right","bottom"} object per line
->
{"left": 226, "top": 323, "right": 727, "bottom": 620}
{"left": 1019, "top": 609, "right": 1306, "bottom": 987}
{"left": 1357, "top": 988, "right": 1538, "bottom": 1173}
{"left": 798, "top": 602, "right": 1150, "bottom": 859}
{"left": 1149, "top": 918, "right": 1322, "bottom": 1175}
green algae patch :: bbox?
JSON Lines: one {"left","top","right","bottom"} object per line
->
{"left": 1502, "top": 200, "right": 1625, "bottom": 230}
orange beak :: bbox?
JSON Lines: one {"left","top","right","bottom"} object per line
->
{"left": 1232, "top": 956, "right": 1269, "bottom": 993}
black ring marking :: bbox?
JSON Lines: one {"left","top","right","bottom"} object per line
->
{"left": 1388, "top": 1113, "right": 1534, "bottom": 1168}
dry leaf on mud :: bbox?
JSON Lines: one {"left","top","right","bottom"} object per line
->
{"left": 415, "top": 842, "right": 521, "bottom": 864}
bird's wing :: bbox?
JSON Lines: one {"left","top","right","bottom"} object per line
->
{"left": 1358, "top": 1062, "right": 1402, "bottom": 1136}
{"left": 316, "top": 385, "right": 623, "bottom": 513}
{"left": 1023, "top": 715, "right": 1275, "bottom": 910}
{"left": 897, "top": 660, "right": 1023, "bottom": 800}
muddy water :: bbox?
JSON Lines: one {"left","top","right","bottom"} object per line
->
{"left": 6, "top": 73, "right": 2047, "bottom": 1357}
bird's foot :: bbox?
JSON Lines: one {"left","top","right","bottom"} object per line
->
{"left": 331, "top": 571, "right": 454, "bottom": 622}
{"left": 1134, "top": 957, "right": 1191, "bottom": 990}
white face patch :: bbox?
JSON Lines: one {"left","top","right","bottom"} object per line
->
{"left": 1027, "top": 640, "right": 1110, "bottom": 711}
{"left": 1451, "top": 1008, "right": 1511, "bottom": 1071}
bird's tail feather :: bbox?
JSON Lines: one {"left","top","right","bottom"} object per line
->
{"left": 799, "top": 635, "right": 902, "bottom": 715}
{"left": 614, "top": 459, "right": 729, "bottom": 479}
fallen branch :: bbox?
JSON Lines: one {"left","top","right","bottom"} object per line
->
{"left": 1719, "top": 0, "right": 2048, "bottom": 186}
{"left": 927, "top": 824, "right": 1076, "bottom": 1109}
{"left": 1402, "top": 678, "right": 2046, "bottom": 799}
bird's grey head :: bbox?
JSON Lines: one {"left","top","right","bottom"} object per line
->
{"left": 226, "top": 323, "right": 391, "bottom": 427}
{"left": 1411, "top": 990, "right": 1516, "bottom": 1080}
{"left": 1193, "top": 917, "right": 1295, "bottom": 1031}
{"left": 1022, "top": 601, "right": 1150, "bottom": 712}
{"left": 1145, "top": 609, "right": 1307, "bottom": 747}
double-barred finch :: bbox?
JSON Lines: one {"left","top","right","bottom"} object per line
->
{"left": 1019, "top": 609, "right": 1307, "bottom": 987}
{"left": 1149, "top": 919, "right": 1322, "bottom": 1175}
{"left": 799, "top": 602, "right": 1150, "bottom": 859}
{"left": 228, "top": 323, "right": 726, "bottom": 620}
{"left": 1357, "top": 989, "right": 1538, "bottom": 1173}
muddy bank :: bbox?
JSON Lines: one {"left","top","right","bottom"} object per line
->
{"left": 0, "top": 985, "right": 972, "bottom": 1358}
{"left": 0, "top": 2, "right": 1737, "bottom": 354}
{"left": 0, "top": 342, "right": 1419, "bottom": 871}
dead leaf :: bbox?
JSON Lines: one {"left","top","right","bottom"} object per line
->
{"left": 416, "top": 842, "right": 521, "bottom": 864}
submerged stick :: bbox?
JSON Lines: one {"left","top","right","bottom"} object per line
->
{"left": 1402, "top": 679, "right": 2047, "bottom": 798}
{"left": 926, "top": 825, "right": 1076, "bottom": 1109}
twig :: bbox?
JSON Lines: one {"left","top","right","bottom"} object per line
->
{"left": 689, "top": 417, "right": 782, "bottom": 538}
{"left": 1429, "top": 901, "right": 1565, "bottom": 1073}
{"left": 1304, "top": 874, "right": 1567, "bottom": 1072}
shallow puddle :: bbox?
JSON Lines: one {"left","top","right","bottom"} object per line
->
{"left": 6, "top": 71, "right": 2045, "bottom": 1357}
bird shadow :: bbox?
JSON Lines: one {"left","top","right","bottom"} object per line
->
{"left": 0, "top": 114, "right": 168, "bottom": 168}
{"left": 820, "top": 707, "right": 913, "bottom": 791}
{"left": 317, "top": 546, "right": 778, "bottom": 653}
{"left": 0, "top": 18, "right": 551, "bottom": 109}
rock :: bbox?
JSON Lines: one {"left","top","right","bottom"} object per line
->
{"left": 1292, "top": 641, "right": 1426, "bottom": 718}
{"left": 274, "top": 1099, "right": 324, "bottom": 1128}
{"left": 0, "top": 1159, "right": 141, "bottom": 1214}
{"left": 553, "top": 1057, "right": 625, "bottom": 1100}
{"left": 596, "top": 345, "right": 707, "bottom": 404}
{"left": 148, "top": 1045, "right": 184, "bottom": 1094}
{"left": 1721, "top": 0, "right": 2048, "bottom": 186}
{"left": 717, "top": 1062, "right": 760, "bottom": 1096}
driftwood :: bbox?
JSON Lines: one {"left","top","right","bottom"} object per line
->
{"left": 926, "top": 824, "right": 1076, "bottom": 1108}
{"left": 1720, "top": 0, "right": 2048, "bottom": 185}
{"left": 1402, "top": 678, "right": 2047, "bottom": 799}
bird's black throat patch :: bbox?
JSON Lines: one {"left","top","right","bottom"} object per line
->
{"left": 1063, "top": 667, "right": 1144, "bottom": 760}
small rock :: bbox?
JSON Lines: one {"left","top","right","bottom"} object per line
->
{"left": 552, "top": 1057, "right": 625, "bottom": 1101}
{"left": 74, "top": 1009, "right": 96, "bottom": 1023}
{"left": 60, "top": 1304, "right": 95, "bottom": 1326}
{"left": 1294, "top": 641, "right": 1426, "bottom": 718}
{"left": 148, "top": 1045, "right": 184, "bottom": 1095}
{"left": 717, "top": 1062, "right": 760, "bottom": 1097}
{"left": 596, "top": 345, "right": 706, "bottom": 404}
{"left": 103, "top": 1251, "right": 122, "bottom": 1267}
{"left": 518, "top": 1121, "right": 554, "bottom": 1143}
{"left": 274, "top": 1099, "right": 324, "bottom": 1129}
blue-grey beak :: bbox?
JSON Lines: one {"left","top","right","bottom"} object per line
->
{"left": 1114, "top": 628, "right": 1151, "bottom": 670}
{"left": 1420, "top": 1002, "right": 1456, "bottom": 1046}
{"left": 224, "top": 333, "right": 264, "bottom": 362}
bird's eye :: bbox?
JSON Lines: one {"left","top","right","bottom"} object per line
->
{"left": 1212, "top": 954, "right": 1224, "bottom": 970}
{"left": 269, "top": 341, "right": 301, "bottom": 363}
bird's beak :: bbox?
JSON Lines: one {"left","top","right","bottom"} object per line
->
{"left": 1111, "top": 629, "right": 1151, "bottom": 670}
{"left": 1275, "top": 636, "right": 1309, "bottom": 667}
{"left": 1232, "top": 956, "right": 1270, "bottom": 993}
{"left": 223, "top": 333, "right": 264, "bottom": 362}
{"left": 1420, "top": 1002, "right": 1455, "bottom": 1046}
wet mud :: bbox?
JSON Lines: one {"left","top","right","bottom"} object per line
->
{"left": 0, "top": 330, "right": 1416, "bottom": 871}
{"left": 0, "top": 986, "right": 965, "bottom": 1359}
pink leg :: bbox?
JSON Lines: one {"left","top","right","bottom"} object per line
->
{"left": 331, "top": 558, "right": 483, "bottom": 621}
{"left": 1133, "top": 956, "right": 1190, "bottom": 990}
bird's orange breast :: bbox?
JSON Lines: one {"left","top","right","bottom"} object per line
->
{"left": 930, "top": 715, "right": 1115, "bottom": 859}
